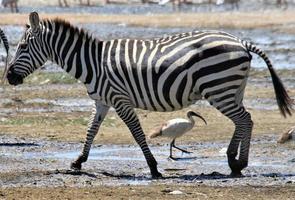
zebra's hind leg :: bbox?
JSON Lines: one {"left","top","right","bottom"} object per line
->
{"left": 115, "top": 103, "right": 162, "bottom": 179}
{"left": 224, "top": 106, "right": 253, "bottom": 177}
{"left": 71, "top": 101, "right": 109, "bottom": 170}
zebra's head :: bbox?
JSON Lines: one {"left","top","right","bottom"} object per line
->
{"left": 7, "top": 12, "right": 47, "bottom": 86}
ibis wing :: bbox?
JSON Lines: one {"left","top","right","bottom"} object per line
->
{"left": 161, "top": 120, "right": 192, "bottom": 138}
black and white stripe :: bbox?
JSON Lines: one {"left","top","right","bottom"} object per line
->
{"left": 0, "top": 28, "right": 9, "bottom": 55}
{"left": 1, "top": 28, "right": 10, "bottom": 81}
{"left": 6, "top": 12, "right": 293, "bottom": 177}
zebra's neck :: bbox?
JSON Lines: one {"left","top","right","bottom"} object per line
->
{"left": 42, "top": 19, "right": 102, "bottom": 85}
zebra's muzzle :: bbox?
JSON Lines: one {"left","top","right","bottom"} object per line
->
{"left": 6, "top": 70, "right": 23, "bottom": 86}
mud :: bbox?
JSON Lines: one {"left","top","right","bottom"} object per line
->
{"left": 0, "top": 134, "right": 294, "bottom": 188}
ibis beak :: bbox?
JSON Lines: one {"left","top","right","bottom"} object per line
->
{"left": 189, "top": 111, "right": 207, "bottom": 125}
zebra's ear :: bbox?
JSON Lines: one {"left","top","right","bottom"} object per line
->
{"left": 29, "top": 12, "right": 40, "bottom": 32}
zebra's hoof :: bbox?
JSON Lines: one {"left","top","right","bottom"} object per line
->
{"left": 70, "top": 161, "right": 82, "bottom": 171}
{"left": 151, "top": 171, "right": 163, "bottom": 179}
{"left": 230, "top": 171, "right": 244, "bottom": 178}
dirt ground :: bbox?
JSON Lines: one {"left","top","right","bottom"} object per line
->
{"left": 1, "top": 185, "right": 295, "bottom": 200}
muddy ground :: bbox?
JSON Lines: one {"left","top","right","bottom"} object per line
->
{"left": 1, "top": 4, "right": 295, "bottom": 199}
{"left": 0, "top": 134, "right": 295, "bottom": 188}
{"left": 0, "top": 70, "right": 295, "bottom": 199}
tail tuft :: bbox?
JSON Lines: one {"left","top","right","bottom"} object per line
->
{"left": 269, "top": 67, "right": 293, "bottom": 117}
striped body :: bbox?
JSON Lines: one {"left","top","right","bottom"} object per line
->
{"left": 7, "top": 13, "right": 292, "bottom": 178}
{"left": 91, "top": 31, "right": 251, "bottom": 113}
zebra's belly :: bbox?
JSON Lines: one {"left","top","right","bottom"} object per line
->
{"left": 134, "top": 91, "right": 202, "bottom": 112}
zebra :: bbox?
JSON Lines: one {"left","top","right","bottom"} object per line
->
{"left": 58, "top": 0, "right": 69, "bottom": 7}
{"left": 1, "top": 0, "right": 19, "bottom": 13}
{"left": 0, "top": 28, "right": 9, "bottom": 81}
{"left": 0, "top": 28, "right": 9, "bottom": 56}
{"left": 6, "top": 12, "right": 293, "bottom": 178}
{"left": 216, "top": 0, "right": 240, "bottom": 10}
{"left": 58, "top": 0, "right": 91, "bottom": 7}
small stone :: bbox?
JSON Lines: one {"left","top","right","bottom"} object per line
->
{"left": 40, "top": 79, "right": 51, "bottom": 85}
{"left": 0, "top": 117, "right": 7, "bottom": 122}
{"left": 286, "top": 181, "right": 293, "bottom": 184}
{"left": 169, "top": 190, "right": 184, "bottom": 195}
{"left": 161, "top": 189, "right": 172, "bottom": 193}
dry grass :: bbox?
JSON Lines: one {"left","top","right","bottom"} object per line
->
{"left": 1, "top": 105, "right": 294, "bottom": 145}
{"left": 1, "top": 69, "right": 295, "bottom": 144}
{"left": 0, "top": 11, "right": 295, "bottom": 31}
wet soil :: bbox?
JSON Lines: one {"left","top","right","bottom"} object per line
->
{"left": 0, "top": 134, "right": 294, "bottom": 188}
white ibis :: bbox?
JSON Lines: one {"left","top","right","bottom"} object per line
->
{"left": 149, "top": 111, "right": 207, "bottom": 160}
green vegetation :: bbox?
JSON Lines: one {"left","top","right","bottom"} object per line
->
{"left": 24, "top": 71, "right": 78, "bottom": 84}
{"left": 0, "top": 115, "right": 89, "bottom": 126}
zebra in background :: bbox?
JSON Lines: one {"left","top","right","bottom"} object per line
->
{"left": 0, "top": 28, "right": 9, "bottom": 81}
{"left": 6, "top": 12, "right": 292, "bottom": 178}
{"left": 58, "top": 0, "right": 69, "bottom": 7}
{"left": 1, "top": 0, "right": 19, "bottom": 13}
{"left": 216, "top": 0, "right": 240, "bottom": 10}
{"left": 0, "top": 28, "right": 9, "bottom": 56}
{"left": 58, "top": 0, "right": 91, "bottom": 7}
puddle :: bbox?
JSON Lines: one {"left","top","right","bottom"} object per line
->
{"left": 1, "top": 139, "right": 292, "bottom": 170}
{"left": 0, "top": 135, "right": 294, "bottom": 187}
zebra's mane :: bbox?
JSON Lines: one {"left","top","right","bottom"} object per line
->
{"left": 41, "top": 18, "right": 96, "bottom": 42}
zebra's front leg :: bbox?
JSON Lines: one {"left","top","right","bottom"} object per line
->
{"left": 115, "top": 104, "right": 162, "bottom": 179}
{"left": 71, "top": 101, "right": 109, "bottom": 170}
{"left": 226, "top": 108, "right": 253, "bottom": 177}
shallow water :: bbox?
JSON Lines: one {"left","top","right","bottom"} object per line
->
{"left": 0, "top": 135, "right": 294, "bottom": 187}
{"left": 1, "top": 24, "right": 295, "bottom": 70}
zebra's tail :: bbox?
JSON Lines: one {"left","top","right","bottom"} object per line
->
{"left": 242, "top": 40, "right": 293, "bottom": 117}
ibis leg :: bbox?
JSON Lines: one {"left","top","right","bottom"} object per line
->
{"left": 172, "top": 139, "right": 192, "bottom": 154}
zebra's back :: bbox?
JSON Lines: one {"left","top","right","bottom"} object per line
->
{"left": 101, "top": 30, "right": 252, "bottom": 111}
